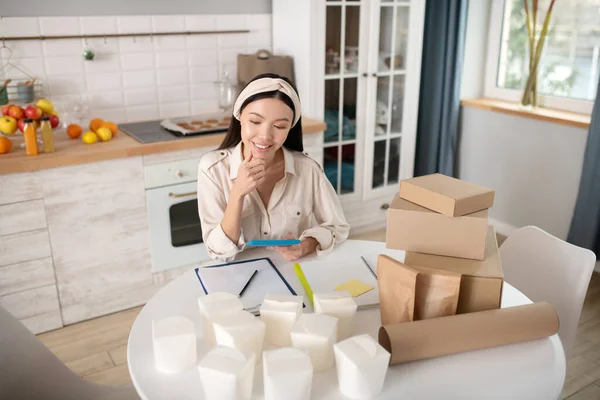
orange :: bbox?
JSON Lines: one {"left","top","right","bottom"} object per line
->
{"left": 67, "top": 124, "right": 83, "bottom": 139}
{"left": 89, "top": 118, "right": 104, "bottom": 132}
{"left": 0, "top": 137, "right": 13, "bottom": 154}
{"left": 101, "top": 121, "right": 118, "bottom": 136}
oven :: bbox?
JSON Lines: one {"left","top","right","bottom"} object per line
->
{"left": 145, "top": 155, "right": 213, "bottom": 272}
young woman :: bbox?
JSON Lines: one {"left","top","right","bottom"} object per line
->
{"left": 197, "top": 73, "right": 349, "bottom": 262}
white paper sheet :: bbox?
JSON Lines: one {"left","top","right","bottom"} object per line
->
{"left": 297, "top": 259, "right": 379, "bottom": 307}
{"left": 196, "top": 259, "right": 297, "bottom": 313}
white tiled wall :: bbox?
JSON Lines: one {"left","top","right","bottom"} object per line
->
{"left": 0, "top": 14, "right": 272, "bottom": 123}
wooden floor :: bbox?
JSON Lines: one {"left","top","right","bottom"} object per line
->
{"left": 36, "top": 229, "right": 600, "bottom": 399}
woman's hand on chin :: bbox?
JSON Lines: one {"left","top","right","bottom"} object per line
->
{"left": 271, "top": 236, "right": 318, "bottom": 261}
{"left": 231, "top": 151, "right": 266, "bottom": 199}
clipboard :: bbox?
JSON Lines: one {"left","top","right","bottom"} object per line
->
{"left": 195, "top": 257, "right": 303, "bottom": 313}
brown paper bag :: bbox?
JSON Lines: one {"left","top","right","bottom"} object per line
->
{"left": 377, "top": 255, "right": 419, "bottom": 325}
{"left": 237, "top": 50, "right": 295, "bottom": 87}
{"left": 410, "top": 264, "right": 462, "bottom": 320}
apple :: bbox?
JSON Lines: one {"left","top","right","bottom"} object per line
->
{"left": 8, "top": 106, "right": 24, "bottom": 120}
{"left": 48, "top": 114, "right": 59, "bottom": 129}
{"left": 0, "top": 116, "right": 17, "bottom": 134}
{"left": 17, "top": 118, "right": 37, "bottom": 133}
{"left": 17, "top": 118, "right": 25, "bottom": 133}
{"left": 24, "top": 105, "right": 42, "bottom": 120}
{"left": 36, "top": 98, "right": 54, "bottom": 114}
{"left": 1, "top": 104, "right": 13, "bottom": 116}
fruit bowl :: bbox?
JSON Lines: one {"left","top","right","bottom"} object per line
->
{"left": 1, "top": 98, "right": 61, "bottom": 150}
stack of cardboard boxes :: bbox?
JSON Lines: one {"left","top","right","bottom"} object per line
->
{"left": 386, "top": 173, "right": 504, "bottom": 314}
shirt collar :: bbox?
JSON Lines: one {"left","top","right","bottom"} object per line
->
{"left": 228, "top": 142, "right": 296, "bottom": 179}
{"left": 228, "top": 142, "right": 244, "bottom": 180}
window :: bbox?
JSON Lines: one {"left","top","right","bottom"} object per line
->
{"left": 485, "top": 0, "right": 600, "bottom": 114}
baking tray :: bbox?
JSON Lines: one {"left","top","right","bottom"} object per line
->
{"left": 160, "top": 114, "right": 232, "bottom": 136}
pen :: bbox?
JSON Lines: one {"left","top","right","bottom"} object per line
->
{"left": 358, "top": 302, "right": 380, "bottom": 311}
{"left": 360, "top": 256, "right": 378, "bottom": 279}
{"left": 239, "top": 269, "right": 258, "bottom": 297}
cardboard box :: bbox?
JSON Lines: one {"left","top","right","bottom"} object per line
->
{"left": 399, "top": 173, "right": 495, "bottom": 217}
{"left": 404, "top": 225, "right": 503, "bottom": 314}
{"left": 386, "top": 195, "right": 488, "bottom": 260}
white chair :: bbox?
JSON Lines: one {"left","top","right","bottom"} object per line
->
{"left": 0, "top": 306, "right": 140, "bottom": 400}
{"left": 499, "top": 226, "right": 596, "bottom": 360}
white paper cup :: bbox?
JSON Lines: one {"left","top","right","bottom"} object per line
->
{"left": 260, "top": 294, "right": 303, "bottom": 347}
{"left": 263, "top": 347, "right": 313, "bottom": 400}
{"left": 333, "top": 334, "right": 391, "bottom": 399}
{"left": 198, "top": 292, "right": 243, "bottom": 347}
{"left": 198, "top": 346, "right": 256, "bottom": 400}
{"left": 213, "top": 310, "right": 266, "bottom": 362}
{"left": 152, "top": 316, "right": 197, "bottom": 373}
{"left": 313, "top": 291, "right": 358, "bottom": 340}
{"left": 291, "top": 313, "right": 338, "bottom": 372}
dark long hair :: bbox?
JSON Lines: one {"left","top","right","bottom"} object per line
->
{"left": 217, "top": 73, "right": 303, "bottom": 152}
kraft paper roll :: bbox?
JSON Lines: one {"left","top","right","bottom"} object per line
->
{"left": 379, "top": 302, "right": 559, "bottom": 365}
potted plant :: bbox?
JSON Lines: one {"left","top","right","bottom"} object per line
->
{"left": 521, "top": 0, "right": 557, "bottom": 108}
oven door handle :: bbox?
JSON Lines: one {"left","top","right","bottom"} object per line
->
{"left": 168, "top": 191, "right": 196, "bottom": 198}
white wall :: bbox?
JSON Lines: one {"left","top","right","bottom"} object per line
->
{"left": 1, "top": 0, "right": 271, "bottom": 17}
{"left": 0, "top": 15, "right": 272, "bottom": 124}
{"left": 458, "top": 0, "right": 589, "bottom": 241}
{"left": 460, "top": 0, "right": 491, "bottom": 99}
{"left": 459, "top": 107, "right": 588, "bottom": 240}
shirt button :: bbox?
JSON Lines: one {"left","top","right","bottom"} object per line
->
{"left": 296, "top": 212, "right": 300, "bottom": 216}
{"left": 264, "top": 232, "right": 268, "bottom": 235}
{"left": 220, "top": 151, "right": 225, "bottom": 155}
{"left": 333, "top": 233, "right": 336, "bottom": 239}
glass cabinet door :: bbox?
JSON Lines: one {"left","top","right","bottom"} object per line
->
{"left": 368, "top": 1, "right": 410, "bottom": 193}
{"left": 323, "top": 1, "right": 363, "bottom": 196}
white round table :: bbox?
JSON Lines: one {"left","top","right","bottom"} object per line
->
{"left": 128, "top": 240, "right": 566, "bottom": 399}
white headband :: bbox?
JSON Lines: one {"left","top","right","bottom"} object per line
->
{"left": 232, "top": 77, "right": 302, "bottom": 127}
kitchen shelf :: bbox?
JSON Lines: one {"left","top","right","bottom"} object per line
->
{"left": 0, "top": 29, "right": 250, "bottom": 42}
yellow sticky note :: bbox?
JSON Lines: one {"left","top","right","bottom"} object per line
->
{"left": 336, "top": 279, "right": 374, "bottom": 297}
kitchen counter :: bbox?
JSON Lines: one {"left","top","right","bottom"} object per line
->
{"left": 0, "top": 117, "right": 326, "bottom": 175}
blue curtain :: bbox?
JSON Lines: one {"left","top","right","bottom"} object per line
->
{"left": 567, "top": 81, "right": 600, "bottom": 259}
{"left": 414, "top": 0, "right": 468, "bottom": 177}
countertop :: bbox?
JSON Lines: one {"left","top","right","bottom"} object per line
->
{"left": 0, "top": 117, "right": 326, "bottom": 175}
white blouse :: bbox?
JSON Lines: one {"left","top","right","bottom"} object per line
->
{"left": 197, "top": 142, "right": 350, "bottom": 262}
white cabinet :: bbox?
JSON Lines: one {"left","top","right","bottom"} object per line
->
{"left": 0, "top": 199, "right": 48, "bottom": 236}
{"left": 273, "top": 0, "right": 425, "bottom": 230}
{"left": 0, "top": 285, "right": 62, "bottom": 334}
{"left": 0, "top": 172, "right": 43, "bottom": 205}
{"left": 0, "top": 173, "right": 62, "bottom": 334}
{"left": 40, "top": 157, "right": 157, "bottom": 325}
{"left": 303, "top": 130, "right": 325, "bottom": 168}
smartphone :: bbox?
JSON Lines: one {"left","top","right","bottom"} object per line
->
{"left": 246, "top": 240, "right": 301, "bottom": 247}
